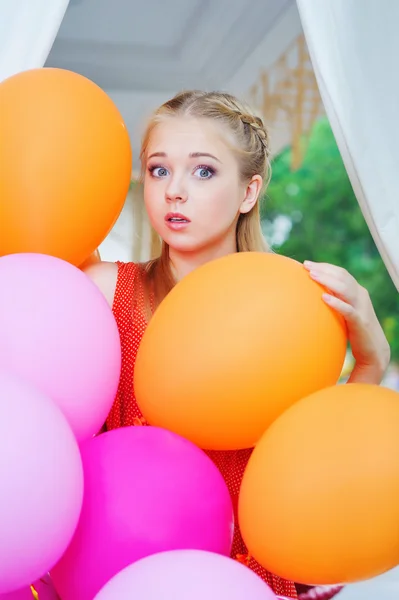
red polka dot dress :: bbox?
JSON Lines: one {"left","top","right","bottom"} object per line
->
{"left": 106, "top": 262, "right": 298, "bottom": 598}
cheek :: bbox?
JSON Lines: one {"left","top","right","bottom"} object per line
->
{"left": 199, "top": 184, "right": 241, "bottom": 223}
{"left": 143, "top": 197, "right": 161, "bottom": 234}
{"left": 144, "top": 183, "right": 161, "bottom": 219}
{"left": 143, "top": 193, "right": 152, "bottom": 219}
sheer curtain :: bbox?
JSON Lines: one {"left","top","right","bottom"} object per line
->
{"left": 0, "top": 0, "right": 69, "bottom": 82}
{"left": 296, "top": 0, "right": 399, "bottom": 291}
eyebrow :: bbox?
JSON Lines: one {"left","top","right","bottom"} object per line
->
{"left": 147, "top": 151, "right": 222, "bottom": 163}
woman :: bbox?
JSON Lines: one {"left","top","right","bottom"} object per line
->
{"left": 85, "top": 90, "right": 390, "bottom": 598}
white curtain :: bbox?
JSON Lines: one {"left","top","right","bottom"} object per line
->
{"left": 296, "top": 0, "right": 399, "bottom": 291}
{"left": 0, "top": 0, "right": 69, "bottom": 83}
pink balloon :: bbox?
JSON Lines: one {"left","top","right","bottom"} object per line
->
{"left": 51, "top": 426, "right": 234, "bottom": 600}
{"left": 0, "top": 372, "right": 83, "bottom": 594}
{"left": 94, "top": 550, "right": 276, "bottom": 599}
{"left": 0, "top": 253, "right": 121, "bottom": 441}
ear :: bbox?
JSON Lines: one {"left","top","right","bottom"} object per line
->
{"left": 240, "top": 174, "right": 263, "bottom": 214}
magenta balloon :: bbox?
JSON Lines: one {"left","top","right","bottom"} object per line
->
{"left": 33, "top": 575, "right": 59, "bottom": 600}
{"left": 0, "top": 372, "right": 83, "bottom": 594}
{"left": 0, "top": 253, "right": 121, "bottom": 441}
{"left": 94, "top": 550, "right": 276, "bottom": 599}
{"left": 51, "top": 426, "right": 234, "bottom": 600}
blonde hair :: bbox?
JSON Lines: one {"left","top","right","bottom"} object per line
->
{"left": 139, "top": 90, "right": 272, "bottom": 315}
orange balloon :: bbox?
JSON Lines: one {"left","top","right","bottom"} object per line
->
{"left": 0, "top": 68, "right": 132, "bottom": 266}
{"left": 79, "top": 249, "right": 101, "bottom": 270}
{"left": 135, "top": 252, "right": 347, "bottom": 450}
{"left": 239, "top": 384, "right": 399, "bottom": 585}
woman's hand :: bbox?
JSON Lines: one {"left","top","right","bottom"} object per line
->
{"left": 304, "top": 261, "right": 391, "bottom": 384}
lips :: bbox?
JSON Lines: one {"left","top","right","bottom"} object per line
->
{"left": 165, "top": 212, "right": 191, "bottom": 223}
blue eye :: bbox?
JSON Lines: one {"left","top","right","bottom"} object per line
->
{"left": 149, "top": 166, "right": 169, "bottom": 178}
{"left": 194, "top": 166, "right": 215, "bottom": 179}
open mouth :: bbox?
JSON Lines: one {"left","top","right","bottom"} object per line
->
{"left": 165, "top": 213, "right": 190, "bottom": 223}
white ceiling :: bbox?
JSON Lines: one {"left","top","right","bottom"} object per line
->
{"left": 47, "top": 0, "right": 294, "bottom": 92}
{"left": 46, "top": 0, "right": 303, "bottom": 172}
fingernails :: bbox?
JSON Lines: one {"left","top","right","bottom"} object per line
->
{"left": 309, "top": 270, "right": 320, "bottom": 280}
{"left": 323, "top": 293, "right": 332, "bottom": 302}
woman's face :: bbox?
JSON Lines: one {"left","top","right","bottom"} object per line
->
{"left": 143, "top": 116, "right": 258, "bottom": 254}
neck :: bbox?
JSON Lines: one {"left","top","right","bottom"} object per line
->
{"left": 168, "top": 235, "right": 237, "bottom": 281}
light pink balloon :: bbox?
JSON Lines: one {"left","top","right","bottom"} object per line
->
{"left": 94, "top": 550, "right": 276, "bottom": 599}
{"left": 0, "top": 253, "right": 121, "bottom": 441}
{"left": 51, "top": 427, "right": 234, "bottom": 600}
{"left": 0, "top": 372, "right": 83, "bottom": 594}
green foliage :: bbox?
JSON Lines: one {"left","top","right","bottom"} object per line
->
{"left": 262, "top": 117, "right": 399, "bottom": 361}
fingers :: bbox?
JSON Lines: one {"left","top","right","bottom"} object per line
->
{"left": 308, "top": 271, "right": 347, "bottom": 297}
{"left": 303, "top": 260, "right": 349, "bottom": 279}
{"left": 322, "top": 293, "right": 356, "bottom": 321}
{"left": 304, "top": 262, "right": 358, "bottom": 305}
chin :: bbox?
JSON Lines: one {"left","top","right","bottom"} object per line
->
{"left": 167, "top": 238, "right": 204, "bottom": 253}
{"left": 162, "top": 231, "right": 210, "bottom": 253}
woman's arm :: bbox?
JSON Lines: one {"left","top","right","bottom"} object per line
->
{"left": 303, "top": 261, "right": 391, "bottom": 385}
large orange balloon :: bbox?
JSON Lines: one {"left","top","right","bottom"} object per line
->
{"left": 239, "top": 384, "right": 399, "bottom": 585}
{"left": 135, "top": 252, "right": 347, "bottom": 450}
{"left": 0, "top": 68, "right": 132, "bottom": 266}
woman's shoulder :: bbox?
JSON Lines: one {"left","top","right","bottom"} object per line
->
{"left": 83, "top": 260, "right": 140, "bottom": 308}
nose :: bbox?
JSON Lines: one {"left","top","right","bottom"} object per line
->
{"left": 165, "top": 178, "right": 188, "bottom": 204}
